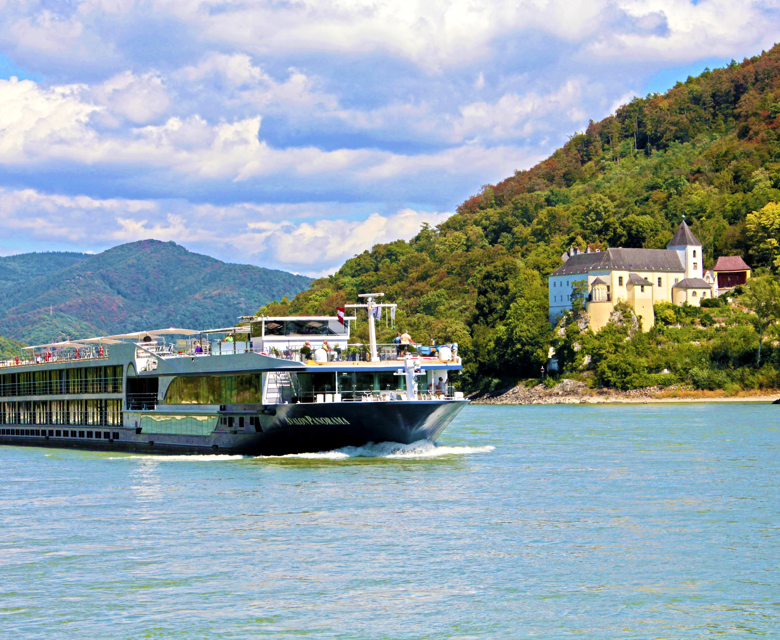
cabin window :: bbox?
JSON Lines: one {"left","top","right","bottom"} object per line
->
{"left": 658, "top": 278, "right": 662, "bottom": 287}
{"left": 618, "top": 276, "right": 623, "bottom": 286}
{"left": 164, "top": 374, "right": 262, "bottom": 404}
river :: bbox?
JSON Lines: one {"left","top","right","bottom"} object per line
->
{"left": 1, "top": 404, "right": 778, "bottom": 638}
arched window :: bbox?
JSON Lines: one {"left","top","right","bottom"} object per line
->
{"left": 693, "top": 250, "right": 697, "bottom": 258}
{"left": 692, "top": 291, "right": 697, "bottom": 297}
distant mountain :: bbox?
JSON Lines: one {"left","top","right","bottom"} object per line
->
{"left": 0, "top": 240, "right": 311, "bottom": 344}
{"left": 0, "top": 251, "right": 89, "bottom": 296}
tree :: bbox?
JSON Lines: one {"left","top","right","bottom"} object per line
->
{"left": 746, "top": 202, "right": 780, "bottom": 269}
{"left": 571, "top": 279, "right": 589, "bottom": 315}
{"left": 741, "top": 276, "right": 780, "bottom": 366}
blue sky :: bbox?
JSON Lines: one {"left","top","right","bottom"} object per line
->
{"left": 0, "top": 1, "right": 779, "bottom": 276}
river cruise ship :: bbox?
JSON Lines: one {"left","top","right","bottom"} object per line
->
{"left": 0, "top": 294, "right": 468, "bottom": 455}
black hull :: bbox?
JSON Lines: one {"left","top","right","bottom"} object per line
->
{"left": 0, "top": 400, "right": 469, "bottom": 456}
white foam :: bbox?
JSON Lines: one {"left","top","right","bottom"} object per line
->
{"left": 264, "top": 440, "right": 495, "bottom": 460}
{"left": 108, "top": 454, "right": 247, "bottom": 461}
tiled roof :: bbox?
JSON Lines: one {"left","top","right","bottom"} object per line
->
{"left": 667, "top": 220, "right": 702, "bottom": 247}
{"left": 591, "top": 277, "right": 608, "bottom": 286}
{"left": 549, "top": 247, "right": 684, "bottom": 277}
{"left": 712, "top": 256, "right": 751, "bottom": 272}
{"left": 628, "top": 273, "right": 652, "bottom": 286}
{"left": 673, "top": 277, "right": 711, "bottom": 290}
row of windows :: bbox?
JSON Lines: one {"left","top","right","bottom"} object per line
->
{"left": 2, "top": 428, "right": 120, "bottom": 439}
{"left": 164, "top": 374, "right": 262, "bottom": 405}
{"left": 0, "top": 366, "right": 123, "bottom": 397}
{"left": 0, "top": 400, "right": 122, "bottom": 426}
{"left": 141, "top": 415, "right": 218, "bottom": 436}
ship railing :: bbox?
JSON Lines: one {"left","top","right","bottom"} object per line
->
{"left": 0, "top": 347, "right": 111, "bottom": 369}
{"left": 162, "top": 342, "right": 461, "bottom": 365}
{"left": 126, "top": 393, "right": 159, "bottom": 411}
{"left": 288, "top": 387, "right": 462, "bottom": 403}
{"left": 2, "top": 410, "right": 123, "bottom": 428}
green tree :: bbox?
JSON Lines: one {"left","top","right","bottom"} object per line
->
{"left": 741, "top": 276, "right": 780, "bottom": 366}
{"left": 746, "top": 202, "right": 780, "bottom": 269}
{"left": 571, "top": 279, "right": 589, "bottom": 315}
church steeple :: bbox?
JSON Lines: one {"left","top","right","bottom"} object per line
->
{"left": 667, "top": 219, "right": 702, "bottom": 279}
{"left": 667, "top": 219, "right": 702, "bottom": 248}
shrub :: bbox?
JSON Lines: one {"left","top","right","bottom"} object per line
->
{"left": 700, "top": 297, "right": 721, "bottom": 308}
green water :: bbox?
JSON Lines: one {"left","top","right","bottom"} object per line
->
{"left": 1, "top": 404, "right": 778, "bottom": 638}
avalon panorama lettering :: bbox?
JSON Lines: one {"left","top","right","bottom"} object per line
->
{"left": 282, "top": 416, "right": 352, "bottom": 426}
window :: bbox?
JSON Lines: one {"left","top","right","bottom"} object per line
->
{"left": 640, "top": 286, "right": 645, "bottom": 293}
{"left": 618, "top": 276, "right": 623, "bottom": 286}
{"left": 674, "top": 278, "right": 679, "bottom": 284}
{"left": 693, "top": 250, "right": 697, "bottom": 258}
{"left": 658, "top": 278, "right": 662, "bottom": 287}
{"left": 702, "top": 292, "right": 707, "bottom": 297}
{"left": 694, "top": 263, "right": 698, "bottom": 270}
{"left": 692, "top": 291, "right": 698, "bottom": 297}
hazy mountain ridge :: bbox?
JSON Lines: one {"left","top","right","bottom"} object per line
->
{"left": 0, "top": 240, "right": 311, "bottom": 344}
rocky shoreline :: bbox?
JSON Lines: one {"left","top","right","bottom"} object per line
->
{"left": 469, "top": 379, "right": 779, "bottom": 405}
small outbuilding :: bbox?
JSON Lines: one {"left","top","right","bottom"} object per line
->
{"left": 711, "top": 256, "right": 751, "bottom": 294}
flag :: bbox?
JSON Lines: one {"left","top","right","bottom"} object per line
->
{"left": 390, "top": 306, "right": 396, "bottom": 320}
{"left": 337, "top": 307, "right": 345, "bottom": 326}
{"left": 373, "top": 306, "right": 382, "bottom": 321}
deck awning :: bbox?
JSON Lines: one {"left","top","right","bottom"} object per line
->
{"left": 147, "top": 327, "right": 201, "bottom": 336}
{"left": 23, "top": 340, "right": 88, "bottom": 350}
{"left": 197, "top": 326, "right": 251, "bottom": 335}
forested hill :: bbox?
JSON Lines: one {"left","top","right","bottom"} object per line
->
{"left": 258, "top": 44, "right": 780, "bottom": 390}
{"left": 0, "top": 240, "right": 311, "bottom": 345}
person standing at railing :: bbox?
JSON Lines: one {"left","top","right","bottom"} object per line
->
{"left": 435, "top": 377, "right": 446, "bottom": 397}
{"left": 400, "top": 330, "right": 414, "bottom": 356}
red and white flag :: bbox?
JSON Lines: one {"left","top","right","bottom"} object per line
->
{"left": 337, "top": 307, "right": 345, "bottom": 325}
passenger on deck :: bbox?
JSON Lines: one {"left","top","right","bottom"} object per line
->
{"left": 435, "top": 377, "right": 447, "bottom": 397}
{"left": 400, "top": 330, "right": 414, "bottom": 355}
{"left": 194, "top": 341, "right": 202, "bottom": 354}
{"left": 393, "top": 332, "right": 402, "bottom": 358}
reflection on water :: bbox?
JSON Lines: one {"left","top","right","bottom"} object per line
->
{"left": 1, "top": 404, "right": 778, "bottom": 639}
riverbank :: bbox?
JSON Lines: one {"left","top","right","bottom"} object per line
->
{"left": 470, "top": 380, "right": 780, "bottom": 405}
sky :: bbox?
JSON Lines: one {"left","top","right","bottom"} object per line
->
{"left": 1, "top": 1, "right": 780, "bottom": 276}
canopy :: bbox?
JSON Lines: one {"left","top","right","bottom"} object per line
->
{"left": 24, "top": 340, "right": 88, "bottom": 350}
{"left": 81, "top": 337, "right": 123, "bottom": 344}
{"left": 104, "top": 331, "right": 150, "bottom": 339}
{"left": 147, "top": 327, "right": 200, "bottom": 336}
{"left": 197, "top": 326, "right": 251, "bottom": 335}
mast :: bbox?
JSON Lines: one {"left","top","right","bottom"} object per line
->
{"left": 345, "top": 293, "right": 396, "bottom": 363}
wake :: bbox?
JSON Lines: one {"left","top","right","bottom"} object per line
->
{"left": 264, "top": 440, "right": 494, "bottom": 460}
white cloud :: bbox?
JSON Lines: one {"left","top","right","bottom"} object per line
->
{"left": 91, "top": 71, "right": 171, "bottom": 124}
{"left": 0, "top": 187, "right": 450, "bottom": 274}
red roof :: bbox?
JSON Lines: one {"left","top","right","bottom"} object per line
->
{"left": 712, "top": 256, "right": 751, "bottom": 272}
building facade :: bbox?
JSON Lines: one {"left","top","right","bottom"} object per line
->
{"left": 549, "top": 221, "right": 717, "bottom": 332}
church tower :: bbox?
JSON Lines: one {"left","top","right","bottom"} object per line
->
{"left": 667, "top": 219, "right": 702, "bottom": 279}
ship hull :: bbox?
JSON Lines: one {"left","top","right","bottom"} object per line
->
{"left": 0, "top": 400, "right": 469, "bottom": 456}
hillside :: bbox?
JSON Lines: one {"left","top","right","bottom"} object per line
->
{"left": 258, "top": 45, "right": 780, "bottom": 392}
{"left": 0, "top": 240, "right": 311, "bottom": 344}
{"left": 0, "top": 252, "right": 89, "bottom": 296}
